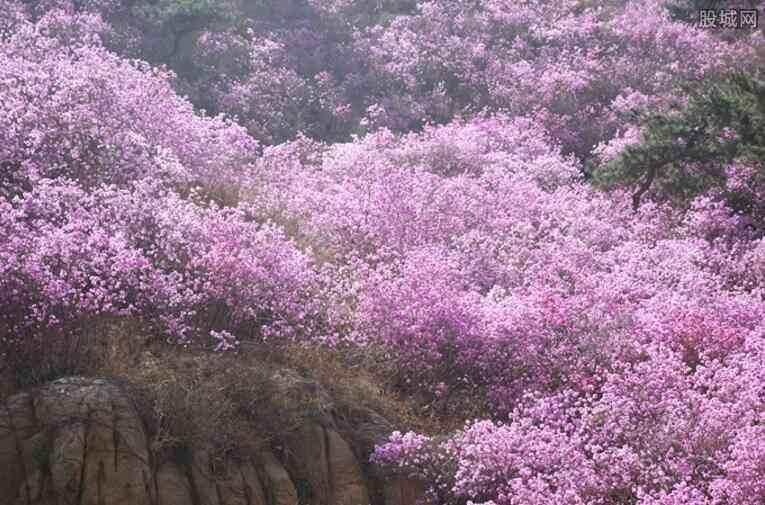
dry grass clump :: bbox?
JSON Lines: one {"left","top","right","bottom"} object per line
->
{"left": 250, "top": 340, "right": 489, "bottom": 436}
{"left": 2, "top": 314, "right": 479, "bottom": 469}
{"left": 1, "top": 315, "right": 153, "bottom": 397}
{"left": 118, "top": 346, "right": 333, "bottom": 466}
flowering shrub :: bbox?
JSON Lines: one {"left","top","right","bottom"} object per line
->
{"left": 0, "top": 180, "right": 323, "bottom": 375}
{"left": 3, "top": 1, "right": 765, "bottom": 504}
{"left": 375, "top": 336, "right": 765, "bottom": 504}
{"left": 18, "top": 0, "right": 760, "bottom": 156}
{"left": 194, "top": 31, "right": 307, "bottom": 143}
{"left": 0, "top": 6, "right": 257, "bottom": 198}
{"left": 354, "top": 0, "right": 758, "bottom": 160}
{"left": 0, "top": 6, "right": 317, "bottom": 366}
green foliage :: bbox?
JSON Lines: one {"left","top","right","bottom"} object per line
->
{"left": 336, "top": 0, "right": 418, "bottom": 27}
{"left": 663, "top": 0, "right": 726, "bottom": 23}
{"left": 594, "top": 71, "right": 765, "bottom": 211}
{"left": 131, "top": 0, "right": 238, "bottom": 33}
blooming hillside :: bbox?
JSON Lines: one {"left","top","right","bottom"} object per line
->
{"left": 2, "top": 1, "right": 765, "bottom": 504}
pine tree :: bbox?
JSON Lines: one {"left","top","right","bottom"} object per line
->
{"left": 595, "top": 71, "right": 765, "bottom": 214}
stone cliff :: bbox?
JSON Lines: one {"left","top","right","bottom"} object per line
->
{"left": 0, "top": 376, "right": 425, "bottom": 505}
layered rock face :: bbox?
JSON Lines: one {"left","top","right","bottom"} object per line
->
{"left": 0, "top": 377, "right": 424, "bottom": 505}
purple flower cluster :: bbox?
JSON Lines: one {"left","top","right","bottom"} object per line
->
{"left": 0, "top": 6, "right": 319, "bottom": 358}
{"left": 355, "top": 0, "right": 756, "bottom": 158}
{"left": 3, "top": 1, "right": 765, "bottom": 503}
{"left": 1, "top": 180, "right": 322, "bottom": 353}
{"left": 0, "top": 8, "right": 257, "bottom": 197}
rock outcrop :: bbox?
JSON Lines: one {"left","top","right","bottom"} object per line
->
{"left": 0, "top": 377, "right": 426, "bottom": 505}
